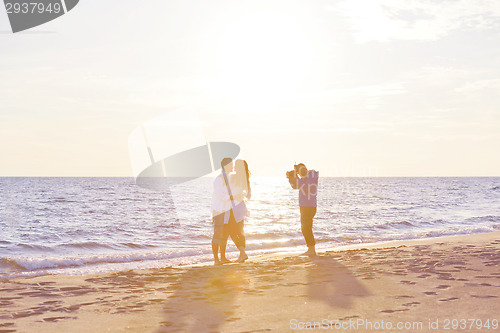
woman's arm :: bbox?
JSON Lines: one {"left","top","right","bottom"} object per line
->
{"left": 288, "top": 174, "right": 299, "bottom": 189}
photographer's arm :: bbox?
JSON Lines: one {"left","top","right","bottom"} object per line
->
{"left": 288, "top": 174, "right": 299, "bottom": 189}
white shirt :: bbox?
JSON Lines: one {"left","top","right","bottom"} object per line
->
{"left": 211, "top": 173, "right": 233, "bottom": 223}
{"left": 212, "top": 172, "right": 250, "bottom": 223}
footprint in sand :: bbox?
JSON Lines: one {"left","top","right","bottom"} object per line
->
{"left": 400, "top": 280, "right": 416, "bottom": 285}
{"left": 0, "top": 323, "right": 15, "bottom": 327}
{"left": 439, "top": 297, "right": 459, "bottom": 302}
{"left": 159, "top": 321, "right": 173, "bottom": 327}
{"left": 402, "top": 301, "right": 420, "bottom": 307}
{"left": 12, "top": 310, "right": 45, "bottom": 319}
{"left": 394, "top": 295, "right": 414, "bottom": 299}
{"left": 435, "top": 285, "right": 451, "bottom": 289}
{"left": 59, "top": 286, "right": 81, "bottom": 292}
{"left": 340, "top": 315, "right": 360, "bottom": 320}
{"left": 417, "top": 274, "right": 431, "bottom": 278}
{"left": 471, "top": 295, "right": 498, "bottom": 299}
{"left": 42, "top": 316, "right": 75, "bottom": 322}
{"left": 41, "top": 300, "right": 61, "bottom": 305}
{"left": 380, "top": 309, "right": 409, "bottom": 313}
{"left": 226, "top": 317, "right": 241, "bottom": 322}
{"left": 485, "top": 261, "right": 500, "bottom": 266}
{"left": 423, "top": 291, "right": 437, "bottom": 296}
{"left": 0, "top": 322, "right": 16, "bottom": 333}
{"left": 148, "top": 298, "right": 165, "bottom": 303}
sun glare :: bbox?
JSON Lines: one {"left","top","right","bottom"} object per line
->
{"left": 217, "top": 10, "right": 315, "bottom": 104}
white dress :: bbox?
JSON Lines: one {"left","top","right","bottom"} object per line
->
{"left": 229, "top": 177, "right": 250, "bottom": 223}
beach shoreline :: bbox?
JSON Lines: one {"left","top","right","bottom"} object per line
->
{"left": 1, "top": 231, "right": 499, "bottom": 332}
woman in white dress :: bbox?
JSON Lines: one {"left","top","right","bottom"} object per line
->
{"left": 229, "top": 159, "right": 251, "bottom": 262}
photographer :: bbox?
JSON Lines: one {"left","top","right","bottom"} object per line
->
{"left": 287, "top": 163, "right": 319, "bottom": 256}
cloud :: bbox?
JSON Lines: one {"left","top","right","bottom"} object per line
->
{"left": 329, "top": 0, "right": 500, "bottom": 42}
{"left": 228, "top": 127, "right": 375, "bottom": 134}
{"left": 455, "top": 78, "right": 500, "bottom": 92}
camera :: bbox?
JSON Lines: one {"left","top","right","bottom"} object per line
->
{"left": 286, "top": 163, "right": 301, "bottom": 178}
{"left": 286, "top": 163, "right": 308, "bottom": 179}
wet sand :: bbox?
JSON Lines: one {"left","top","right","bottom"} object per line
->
{"left": 1, "top": 231, "right": 499, "bottom": 332}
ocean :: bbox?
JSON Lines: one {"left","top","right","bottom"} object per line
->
{"left": 1, "top": 177, "right": 499, "bottom": 280}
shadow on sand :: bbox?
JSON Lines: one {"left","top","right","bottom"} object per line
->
{"left": 157, "top": 264, "right": 249, "bottom": 332}
{"left": 157, "top": 254, "right": 370, "bottom": 332}
{"left": 307, "top": 255, "right": 371, "bottom": 309}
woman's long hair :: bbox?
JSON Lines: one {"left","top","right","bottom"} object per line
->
{"left": 234, "top": 159, "right": 251, "bottom": 199}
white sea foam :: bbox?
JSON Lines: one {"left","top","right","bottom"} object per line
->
{"left": 0, "top": 177, "right": 499, "bottom": 280}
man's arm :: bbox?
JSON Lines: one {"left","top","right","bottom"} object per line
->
{"left": 211, "top": 177, "right": 223, "bottom": 217}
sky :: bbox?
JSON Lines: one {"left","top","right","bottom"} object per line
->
{"left": 1, "top": 0, "right": 499, "bottom": 177}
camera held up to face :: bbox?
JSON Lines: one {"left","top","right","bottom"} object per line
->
{"left": 286, "top": 163, "right": 307, "bottom": 179}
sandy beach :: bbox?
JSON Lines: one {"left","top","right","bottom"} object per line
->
{"left": 1, "top": 231, "right": 499, "bottom": 333}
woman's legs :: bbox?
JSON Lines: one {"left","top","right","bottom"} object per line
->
{"left": 213, "top": 210, "right": 248, "bottom": 264}
{"left": 235, "top": 228, "right": 248, "bottom": 262}
{"left": 227, "top": 211, "right": 247, "bottom": 262}
{"left": 232, "top": 220, "right": 247, "bottom": 262}
{"left": 211, "top": 242, "right": 220, "bottom": 265}
{"left": 235, "top": 221, "right": 246, "bottom": 249}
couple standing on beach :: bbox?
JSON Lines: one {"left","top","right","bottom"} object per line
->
{"left": 211, "top": 158, "right": 251, "bottom": 265}
{"left": 211, "top": 158, "right": 319, "bottom": 265}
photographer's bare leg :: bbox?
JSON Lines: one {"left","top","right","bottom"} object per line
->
{"left": 300, "top": 207, "right": 317, "bottom": 256}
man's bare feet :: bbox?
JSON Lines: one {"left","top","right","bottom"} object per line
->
{"left": 220, "top": 258, "right": 232, "bottom": 264}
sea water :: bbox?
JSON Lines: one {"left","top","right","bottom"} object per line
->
{"left": 1, "top": 177, "right": 499, "bottom": 280}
